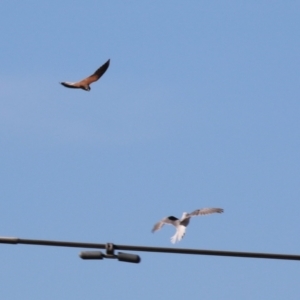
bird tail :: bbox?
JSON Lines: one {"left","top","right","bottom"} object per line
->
{"left": 170, "top": 225, "right": 186, "bottom": 244}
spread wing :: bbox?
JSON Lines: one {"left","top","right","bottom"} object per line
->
{"left": 152, "top": 216, "right": 179, "bottom": 233}
{"left": 186, "top": 208, "right": 224, "bottom": 218}
{"left": 60, "top": 82, "right": 81, "bottom": 89}
{"left": 79, "top": 59, "right": 110, "bottom": 86}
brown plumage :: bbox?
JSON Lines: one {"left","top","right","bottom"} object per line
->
{"left": 60, "top": 59, "right": 110, "bottom": 91}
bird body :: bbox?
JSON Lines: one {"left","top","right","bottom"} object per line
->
{"left": 60, "top": 59, "right": 110, "bottom": 91}
{"left": 152, "top": 208, "right": 224, "bottom": 243}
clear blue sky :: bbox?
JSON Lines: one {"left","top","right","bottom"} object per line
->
{"left": 1, "top": 1, "right": 300, "bottom": 299}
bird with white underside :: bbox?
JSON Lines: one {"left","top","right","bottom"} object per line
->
{"left": 152, "top": 208, "right": 224, "bottom": 244}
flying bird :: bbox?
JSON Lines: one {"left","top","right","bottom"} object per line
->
{"left": 60, "top": 59, "right": 110, "bottom": 91}
{"left": 152, "top": 207, "right": 224, "bottom": 244}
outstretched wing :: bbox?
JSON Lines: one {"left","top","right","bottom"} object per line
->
{"left": 187, "top": 208, "right": 224, "bottom": 218}
{"left": 80, "top": 59, "right": 110, "bottom": 86}
{"left": 151, "top": 216, "right": 179, "bottom": 233}
{"left": 60, "top": 82, "right": 81, "bottom": 89}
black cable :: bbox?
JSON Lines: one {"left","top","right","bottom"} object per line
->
{"left": 0, "top": 236, "right": 299, "bottom": 261}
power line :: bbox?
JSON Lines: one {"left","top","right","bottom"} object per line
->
{"left": 0, "top": 236, "right": 299, "bottom": 264}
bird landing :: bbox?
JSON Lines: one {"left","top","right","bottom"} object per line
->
{"left": 152, "top": 207, "right": 224, "bottom": 244}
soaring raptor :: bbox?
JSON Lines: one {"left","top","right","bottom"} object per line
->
{"left": 152, "top": 207, "right": 224, "bottom": 244}
{"left": 60, "top": 59, "right": 110, "bottom": 91}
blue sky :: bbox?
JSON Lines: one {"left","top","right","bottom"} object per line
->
{"left": 1, "top": 1, "right": 300, "bottom": 299}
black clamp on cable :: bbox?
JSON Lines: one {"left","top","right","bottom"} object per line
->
{"left": 79, "top": 243, "right": 141, "bottom": 264}
{"left": 105, "top": 243, "right": 116, "bottom": 259}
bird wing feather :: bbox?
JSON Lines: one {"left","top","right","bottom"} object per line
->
{"left": 152, "top": 217, "right": 179, "bottom": 233}
{"left": 60, "top": 82, "right": 81, "bottom": 89}
{"left": 80, "top": 59, "right": 110, "bottom": 85}
{"left": 187, "top": 208, "right": 224, "bottom": 218}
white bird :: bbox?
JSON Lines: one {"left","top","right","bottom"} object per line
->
{"left": 152, "top": 208, "right": 224, "bottom": 244}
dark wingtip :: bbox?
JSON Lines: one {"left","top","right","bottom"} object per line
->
{"left": 168, "top": 216, "right": 178, "bottom": 221}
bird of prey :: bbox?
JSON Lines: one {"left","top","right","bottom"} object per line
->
{"left": 152, "top": 208, "right": 224, "bottom": 244}
{"left": 60, "top": 59, "right": 110, "bottom": 91}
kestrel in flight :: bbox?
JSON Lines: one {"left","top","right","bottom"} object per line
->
{"left": 60, "top": 59, "right": 110, "bottom": 91}
{"left": 152, "top": 207, "right": 224, "bottom": 243}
